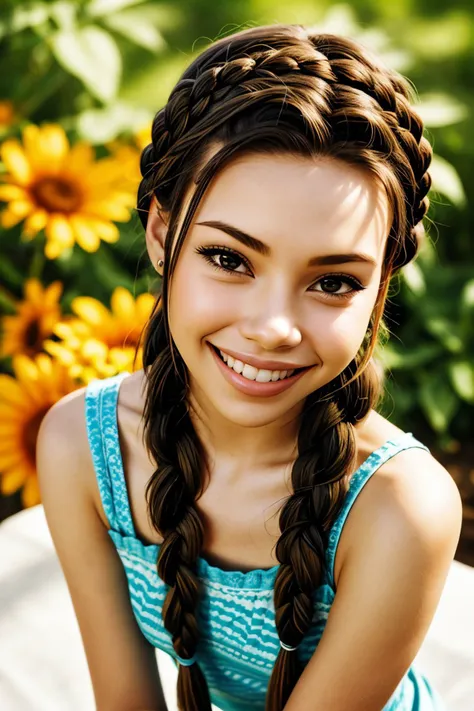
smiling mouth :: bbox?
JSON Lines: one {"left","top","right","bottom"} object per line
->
{"left": 210, "top": 343, "right": 310, "bottom": 378}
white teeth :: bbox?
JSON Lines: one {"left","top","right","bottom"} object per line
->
{"left": 233, "top": 359, "right": 244, "bottom": 374}
{"left": 242, "top": 363, "right": 258, "bottom": 380}
{"left": 218, "top": 348, "right": 295, "bottom": 382}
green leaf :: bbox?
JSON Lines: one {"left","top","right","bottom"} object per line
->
{"left": 401, "top": 260, "right": 426, "bottom": 296}
{"left": 429, "top": 153, "right": 467, "bottom": 208}
{"left": 426, "top": 318, "right": 463, "bottom": 353}
{"left": 1, "top": 3, "right": 48, "bottom": 37}
{"left": 448, "top": 361, "right": 474, "bottom": 403}
{"left": 49, "top": 1, "right": 77, "bottom": 32}
{"left": 461, "top": 280, "right": 474, "bottom": 309}
{"left": 418, "top": 372, "right": 458, "bottom": 433}
{"left": 50, "top": 25, "right": 121, "bottom": 102}
{"left": 415, "top": 93, "right": 468, "bottom": 128}
{"left": 379, "top": 343, "right": 443, "bottom": 371}
{"left": 102, "top": 7, "right": 166, "bottom": 51}
{"left": 88, "top": 0, "right": 145, "bottom": 15}
{"left": 76, "top": 101, "right": 152, "bottom": 144}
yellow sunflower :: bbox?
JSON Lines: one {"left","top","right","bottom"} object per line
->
{"left": 0, "top": 353, "right": 80, "bottom": 507}
{"left": 105, "top": 122, "right": 152, "bottom": 194}
{"left": 44, "top": 286, "right": 154, "bottom": 383}
{"left": 0, "top": 123, "right": 136, "bottom": 259}
{"left": 0, "top": 278, "right": 64, "bottom": 358}
{"left": 72, "top": 285, "right": 155, "bottom": 347}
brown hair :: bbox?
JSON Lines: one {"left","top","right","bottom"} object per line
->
{"left": 135, "top": 23, "right": 432, "bottom": 711}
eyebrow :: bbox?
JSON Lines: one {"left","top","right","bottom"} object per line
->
{"left": 195, "top": 220, "right": 378, "bottom": 267}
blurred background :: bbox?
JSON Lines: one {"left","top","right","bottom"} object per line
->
{"left": 0, "top": 0, "right": 473, "bottom": 569}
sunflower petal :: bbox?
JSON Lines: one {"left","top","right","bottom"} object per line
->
{"left": 45, "top": 214, "right": 75, "bottom": 257}
{"left": 44, "top": 280, "right": 63, "bottom": 306}
{"left": 38, "top": 124, "right": 69, "bottom": 170}
{"left": 44, "top": 240, "right": 63, "bottom": 260}
{"left": 86, "top": 200, "right": 132, "bottom": 222}
{"left": 1, "top": 467, "right": 27, "bottom": 494}
{"left": 13, "top": 353, "right": 40, "bottom": 381}
{"left": 136, "top": 293, "right": 155, "bottom": 322}
{"left": 1, "top": 140, "right": 31, "bottom": 185}
{"left": 22, "top": 209, "right": 48, "bottom": 239}
{"left": 24, "top": 278, "right": 43, "bottom": 305}
{"left": 43, "top": 341, "right": 76, "bottom": 366}
{"left": 0, "top": 423, "right": 19, "bottom": 436}
{"left": 71, "top": 296, "right": 111, "bottom": 326}
{"left": 0, "top": 375, "right": 27, "bottom": 407}
{"left": 111, "top": 287, "right": 135, "bottom": 320}
{"left": 0, "top": 451, "right": 25, "bottom": 475}
{"left": 68, "top": 142, "right": 95, "bottom": 173}
{"left": 1, "top": 208, "right": 26, "bottom": 228}
{"left": 34, "top": 353, "right": 54, "bottom": 379}
{"left": 69, "top": 214, "right": 101, "bottom": 252}
{"left": 0, "top": 403, "right": 21, "bottom": 419}
{"left": 0, "top": 183, "right": 27, "bottom": 201}
{"left": 22, "top": 124, "right": 45, "bottom": 171}
{"left": 22, "top": 476, "right": 41, "bottom": 508}
{"left": 78, "top": 216, "right": 119, "bottom": 244}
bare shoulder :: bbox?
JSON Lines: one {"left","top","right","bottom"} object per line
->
{"left": 333, "top": 410, "right": 464, "bottom": 589}
{"left": 360, "top": 409, "right": 461, "bottom": 515}
{"left": 347, "top": 410, "right": 463, "bottom": 569}
{"left": 37, "top": 384, "right": 108, "bottom": 523}
{"left": 37, "top": 386, "right": 89, "bottom": 493}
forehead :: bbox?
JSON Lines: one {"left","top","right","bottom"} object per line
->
{"left": 191, "top": 152, "right": 391, "bottom": 264}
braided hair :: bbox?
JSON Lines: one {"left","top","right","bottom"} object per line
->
{"left": 135, "top": 23, "right": 432, "bottom": 711}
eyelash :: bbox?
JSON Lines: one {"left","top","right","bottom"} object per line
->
{"left": 194, "top": 245, "right": 367, "bottom": 301}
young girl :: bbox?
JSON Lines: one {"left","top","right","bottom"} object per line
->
{"left": 38, "top": 23, "right": 462, "bottom": 711}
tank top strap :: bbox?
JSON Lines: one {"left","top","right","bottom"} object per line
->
{"left": 325, "top": 432, "right": 431, "bottom": 590}
{"left": 84, "top": 372, "right": 135, "bottom": 537}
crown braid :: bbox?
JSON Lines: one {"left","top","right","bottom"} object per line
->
{"left": 137, "top": 24, "right": 433, "bottom": 711}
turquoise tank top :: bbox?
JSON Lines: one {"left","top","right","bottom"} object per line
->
{"left": 85, "top": 372, "right": 447, "bottom": 711}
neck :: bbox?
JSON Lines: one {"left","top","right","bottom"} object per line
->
{"left": 186, "top": 389, "right": 303, "bottom": 475}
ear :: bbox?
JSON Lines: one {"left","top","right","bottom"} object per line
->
{"left": 145, "top": 196, "right": 169, "bottom": 272}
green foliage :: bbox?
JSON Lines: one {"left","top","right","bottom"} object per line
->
{"left": 380, "top": 255, "right": 474, "bottom": 444}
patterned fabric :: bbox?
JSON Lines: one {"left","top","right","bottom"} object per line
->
{"left": 85, "top": 372, "right": 447, "bottom": 711}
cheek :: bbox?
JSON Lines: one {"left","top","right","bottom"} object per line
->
{"left": 314, "top": 304, "right": 374, "bottom": 365}
{"left": 168, "top": 266, "right": 236, "bottom": 340}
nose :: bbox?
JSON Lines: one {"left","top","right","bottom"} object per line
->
{"left": 239, "top": 289, "right": 303, "bottom": 351}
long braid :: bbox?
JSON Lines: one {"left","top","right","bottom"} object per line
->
{"left": 135, "top": 24, "right": 433, "bottom": 711}
{"left": 141, "top": 299, "right": 213, "bottom": 711}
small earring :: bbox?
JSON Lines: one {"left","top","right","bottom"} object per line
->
{"left": 157, "top": 259, "right": 164, "bottom": 268}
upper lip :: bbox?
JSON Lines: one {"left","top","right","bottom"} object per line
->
{"left": 210, "top": 343, "right": 310, "bottom": 371}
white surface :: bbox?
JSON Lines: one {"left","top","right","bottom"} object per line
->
{"left": 0, "top": 504, "right": 473, "bottom": 710}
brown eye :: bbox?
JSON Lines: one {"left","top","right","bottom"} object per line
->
{"left": 320, "top": 277, "right": 344, "bottom": 293}
{"left": 218, "top": 252, "right": 242, "bottom": 271}
{"left": 310, "top": 273, "right": 366, "bottom": 301}
{"left": 195, "top": 245, "right": 251, "bottom": 276}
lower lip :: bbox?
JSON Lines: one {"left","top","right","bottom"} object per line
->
{"left": 208, "top": 343, "right": 312, "bottom": 398}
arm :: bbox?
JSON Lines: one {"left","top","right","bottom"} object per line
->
{"left": 284, "top": 450, "right": 463, "bottom": 711}
{"left": 37, "top": 390, "right": 168, "bottom": 711}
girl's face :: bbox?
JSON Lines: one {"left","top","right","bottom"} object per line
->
{"left": 167, "top": 152, "right": 391, "bottom": 429}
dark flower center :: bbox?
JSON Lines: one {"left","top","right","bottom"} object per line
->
{"left": 31, "top": 176, "right": 83, "bottom": 213}
{"left": 24, "top": 319, "right": 41, "bottom": 351}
